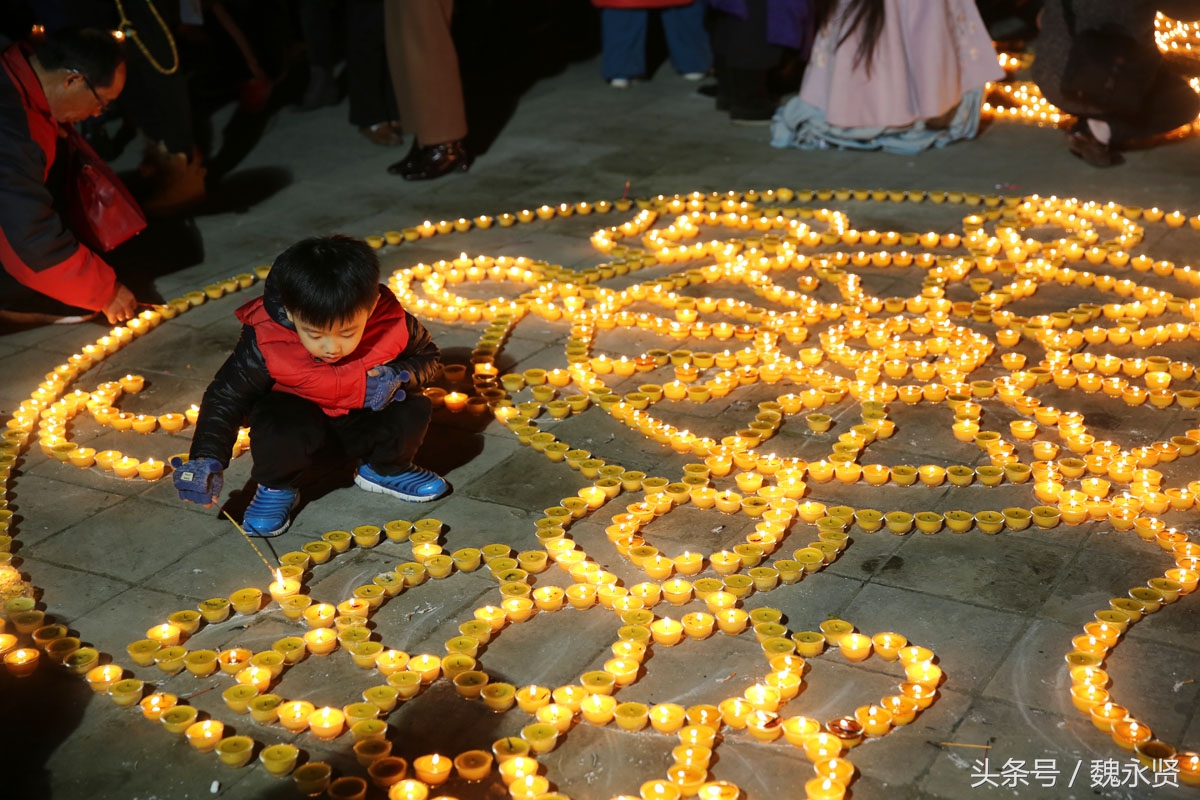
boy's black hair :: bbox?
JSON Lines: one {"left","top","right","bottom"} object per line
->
{"left": 271, "top": 236, "right": 382, "bottom": 328}
{"left": 34, "top": 27, "right": 125, "bottom": 89}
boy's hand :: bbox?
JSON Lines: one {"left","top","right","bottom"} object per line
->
{"left": 365, "top": 365, "right": 410, "bottom": 410}
{"left": 171, "top": 456, "right": 224, "bottom": 506}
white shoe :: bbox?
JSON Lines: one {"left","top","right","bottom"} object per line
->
{"left": 609, "top": 78, "right": 630, "bottom": 89}
{"left": 681, "top": 72, "right": 706, "bottom": 81}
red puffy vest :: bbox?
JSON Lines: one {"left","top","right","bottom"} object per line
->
{"left": 236, "top": 288, "right": 410, "bottom": 417}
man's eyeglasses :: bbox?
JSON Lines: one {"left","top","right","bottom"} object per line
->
{"left": 70, "top": 70, "right": 110, "bottom": 115}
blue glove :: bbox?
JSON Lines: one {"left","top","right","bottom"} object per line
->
{"left": 365, "top": 365, "right": 410, "bottom": 410}
{"left": 171, "top": 456, "right": 224, "bottom": 506}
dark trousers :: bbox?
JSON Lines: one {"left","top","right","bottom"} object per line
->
{"left": 711, "top": 0, "right": 781, "bottom": 71}
{"left": 347, "top": 0, "right": 398, "bottom": 127}
{"left": 1103, "top": 67, "right": 1200, "bottom": 145}
{"left": 248, "top": 391, "right": 432, "bottom": 488}
{"left": 711, "top": 0, "right": 782, "bottom": 114}
{"left": 296, "top": 0, "right": 337, "bottom": 70}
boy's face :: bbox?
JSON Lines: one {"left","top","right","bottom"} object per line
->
{"left": 286, "top": 300, "right": 377, "bottom": 364}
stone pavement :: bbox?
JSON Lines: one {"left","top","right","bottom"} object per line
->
{"left": 2, "top": 46, "right": 1200, "bottom": 800}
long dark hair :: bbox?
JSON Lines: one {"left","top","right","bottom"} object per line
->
{"left": 813, "top": 0, "right": 887, "bottom": 75}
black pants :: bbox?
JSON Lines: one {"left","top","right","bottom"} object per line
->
{"left": 711, "top": 0, "right": 781, "bottom": 71}
{"left": 711, "top": 0, "right": 782, "bottom": 115}
{"left": 248, "top": 391, "right": 432, "bottom": 488}
{"left": 296, "top": 0, "right": 397, "bottom": 126}
{"left": 1102, "top": 67, "right": 1200, "bottom": 145}
{"left": 347, "top": 0, "right": 398, "bottom": 127}
{"left": 296, "top": 0, "right": 337, "bottom": 71}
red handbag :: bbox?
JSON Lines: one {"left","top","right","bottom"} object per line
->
{"left": 63, "top": 126, "right": 147, "bottom": 252}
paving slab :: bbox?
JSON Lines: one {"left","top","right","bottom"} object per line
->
{"left": 841, "top": 583, "right": 1027, "bottom": 695}
{"left": 878, "top": 532, "right": 1077, "bottom": 614}
{"left": 920, "top": 695, "right": 1196, "bottom": 800}
{"left": 28, "top": 498, "right": 221, "bottom": 585}
{"left": 3, "top": 471, "right": 127, "bottom": 546}
{"left": 13, "top": 557, "right": 133, "bottom": 626}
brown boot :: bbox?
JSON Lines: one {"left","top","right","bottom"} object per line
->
{"left": 142, "top": 147, "right": 207, "bottom": 216}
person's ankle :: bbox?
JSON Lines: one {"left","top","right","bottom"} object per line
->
{"left": 1086, "top": 118, "right": 1112, "bottom": 145}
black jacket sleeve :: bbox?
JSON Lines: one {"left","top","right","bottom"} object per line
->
{"left": 189, "top": 325, "right": 274, "bottom": 468}
{"left": 386, "top": 313, "right": 442, "bottom": 391}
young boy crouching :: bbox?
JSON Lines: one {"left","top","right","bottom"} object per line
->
{"left": 173, "top": 235, "right": 446, "bottom": 535}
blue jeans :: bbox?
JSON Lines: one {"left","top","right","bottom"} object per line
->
{"left": 601, "top": 2, "right": 712, "bottom": 80}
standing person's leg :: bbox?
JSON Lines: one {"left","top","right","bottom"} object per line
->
{"left": 336, "top": 395, "right": 448, "bottom": 501}
{"left": 601, "top": 8, "right": 648, "bottom": 83}
{"left": 347, "top": 0, "right": 401, "bottom": 144}
{"left": 244, "top": 392, "right": 333, "bottom": 534}
{"left": 660, "top": 0, "right": 712, "bottom": 78}
{"left": 296, "top": 0, "right": 339, "bottom": 110}
{"left": 111, "top": 0, "right": 206, "bottom": 214}
{"left": 709, "top": 0, "right": 777, "bottom": 122}
{"left": 384, "top": 0, "right": 468, "bottom": 179}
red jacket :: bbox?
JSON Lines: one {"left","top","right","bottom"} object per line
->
{"left": 0, "top": 40, "right": 118, "bottom": 312}
{"left": 189, "top": 284, "right": 441, "bottom": 467}
{"left": 235, "top": 289, "right": 411, "bottom": 417}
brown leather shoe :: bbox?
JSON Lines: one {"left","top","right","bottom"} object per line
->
{"left": 387, "top": 140, "right": 470, "bottom": 180}
{"left": 1067, "top": 129, "right": 1124, "bottom": 168}
{"left": 359, "top": 122, "right": 403, "bottom": 146}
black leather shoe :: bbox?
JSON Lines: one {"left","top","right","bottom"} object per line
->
{"left": 386, "top": 139, "right": 420, "bottom": 175}
{"left": 387, "top": 140, "right": 470, "bottom": 180}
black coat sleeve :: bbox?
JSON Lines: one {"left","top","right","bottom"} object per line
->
{"left": 386, "top": 313, "right": 442, "bottom": 391}
{"left": 189, "top": 325, "right": 274, "bottom": 467}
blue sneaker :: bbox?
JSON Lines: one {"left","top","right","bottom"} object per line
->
{"left": 243, "top": 486, "right": 299, "bottom": 537}
{"left": 355, "top": 464, "right": 448, "bottom": 502}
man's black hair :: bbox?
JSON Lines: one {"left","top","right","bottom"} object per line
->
{"left": 271, "top": 236, "right": 382, "bottom": 328}
{"left": 34, "top": 27, "right": 125, "bottom": 89}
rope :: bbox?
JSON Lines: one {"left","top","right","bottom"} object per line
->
{"left": 114, "top": 0, "right": 179, "bottom": 76}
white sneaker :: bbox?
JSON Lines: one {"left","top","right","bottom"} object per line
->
{"left": 609, "top": 78, "right": 630, "bottom": 89}
{"left": 681, "top": 72, "right": 706, "bottom": 81}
